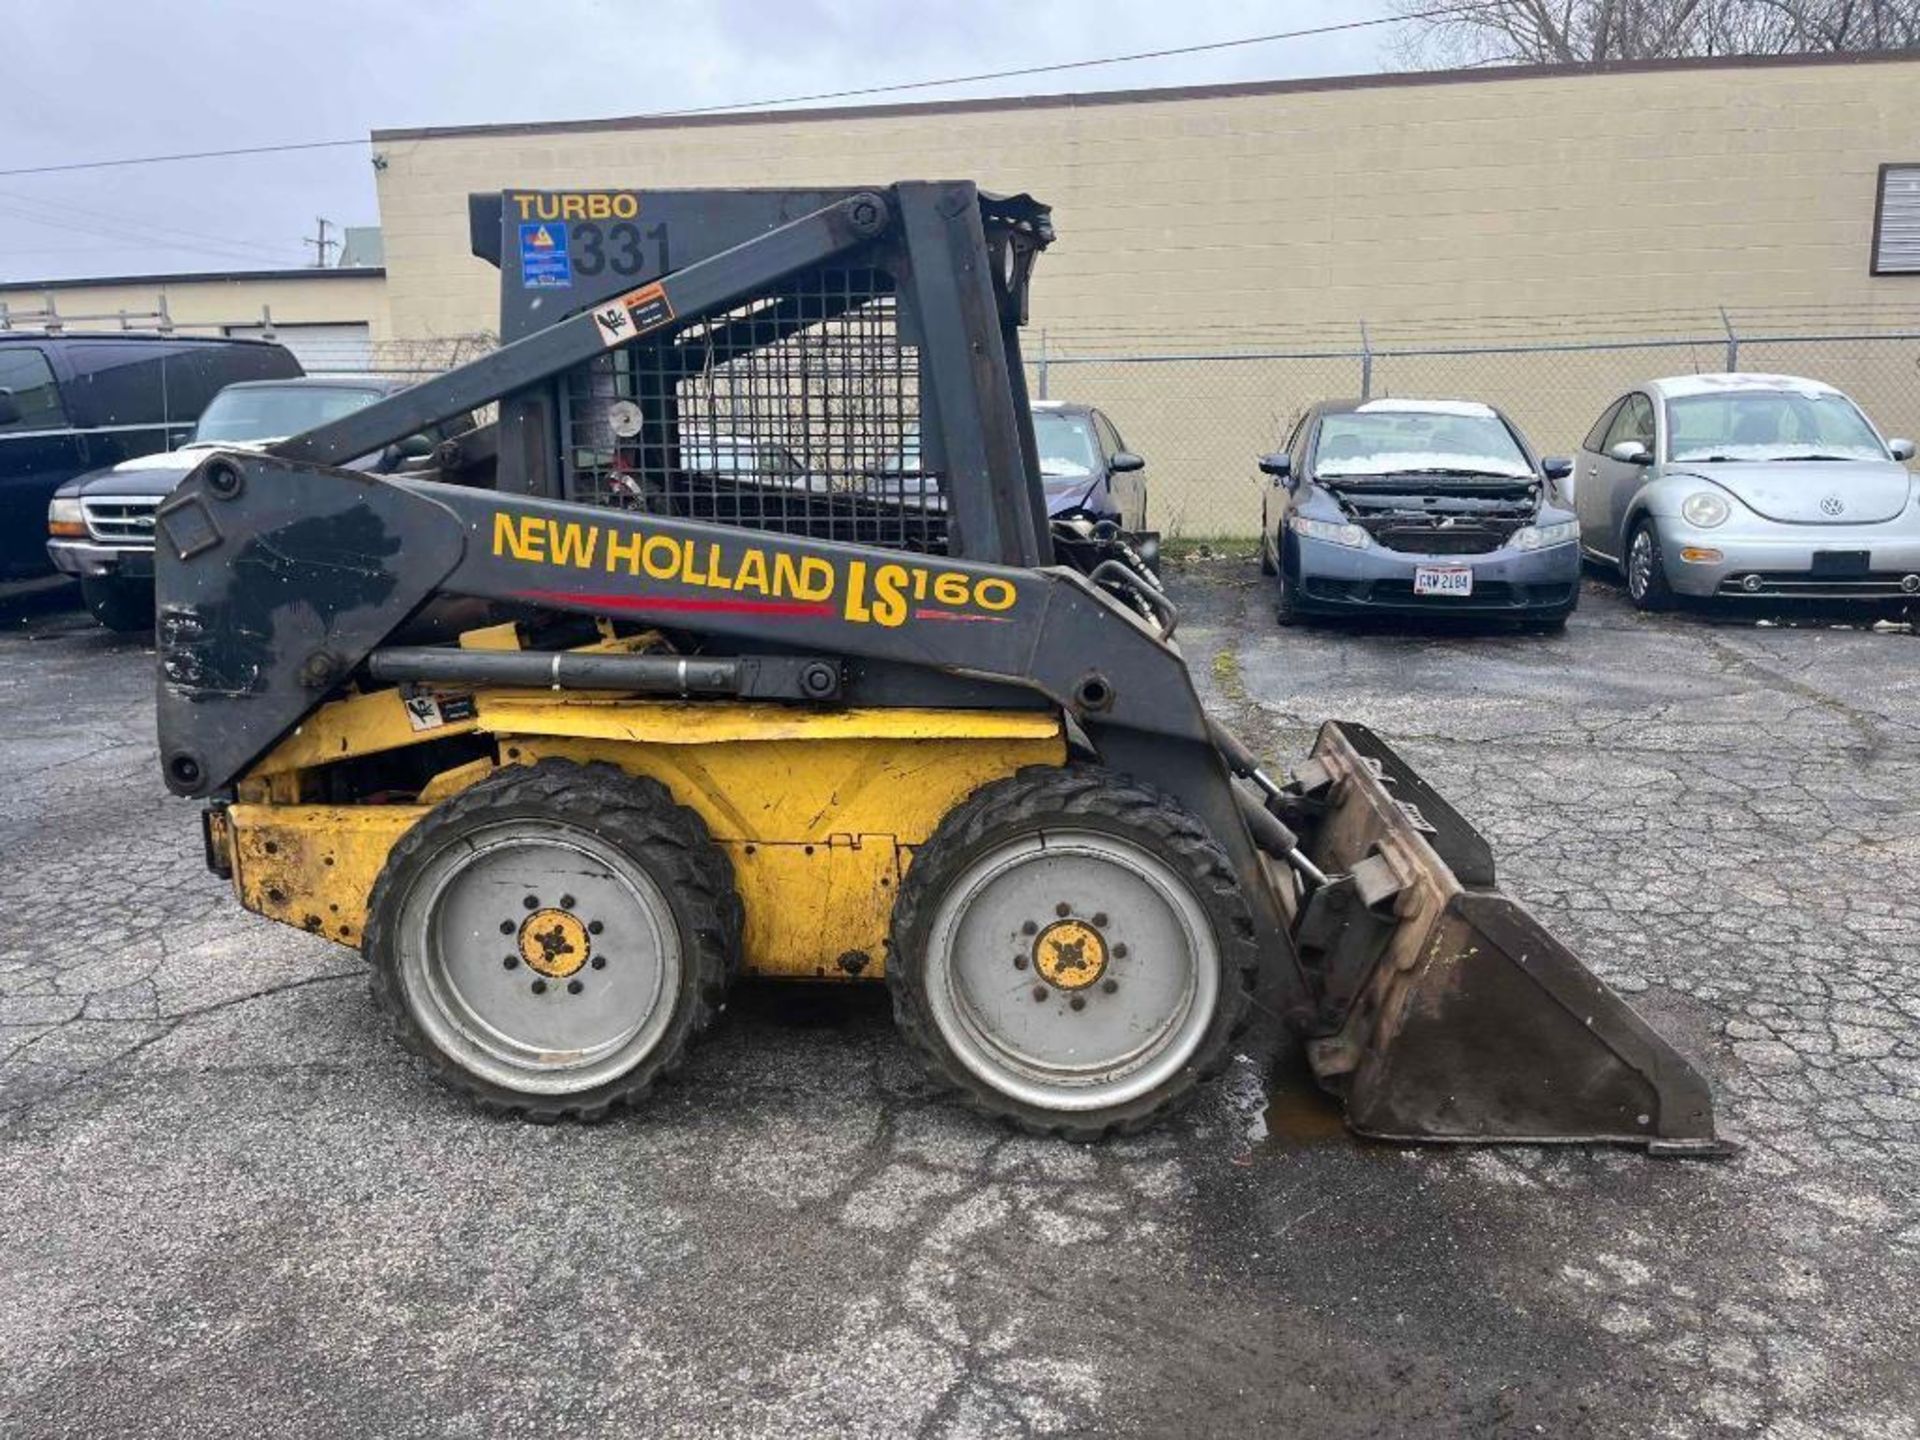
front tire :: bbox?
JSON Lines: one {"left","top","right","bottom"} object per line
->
{"left": 81, "top": 575, "right": 154, "bottom": 634}
{"left": 1274, "top": 557, "right": 1302, "bottom": 625}
{"left": 363, "top": 759, "right": 740, "bottom": 1121}
{"left": 1625, "top": 520, "right": 1676, "bottom": 612}
{"left": 887, "top": 765, "right": 1258, "bottom": 1138}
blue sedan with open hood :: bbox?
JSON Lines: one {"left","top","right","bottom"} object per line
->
{"left": 1258, "top": 398, "right": 1580, "bottom": 630}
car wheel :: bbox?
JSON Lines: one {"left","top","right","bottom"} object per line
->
{"left": 1625, "top": 521, "right": 1676, "bottom": 612}
{"left": 81, "top": 576, "right": 155, "bottom": 634}
{"left": 1274, "top": 558, "right": 1302, "bottom": 626}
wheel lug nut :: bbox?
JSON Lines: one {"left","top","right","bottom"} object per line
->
{"left": 530, "top": 979, "right": 548, "bottom": 995}
{"left": 1032, "top": 985, "right": 1048, "bottom": 1002}
{"left": 1070, "top": 996, "right": 1086, "bottom": 1011}
{"left": 1102, "top": 978, "right": 1118, "bottom": 994}
{"left": 523, "top": 895, "right": 540, "bottom": 910}
{"left": 567, "top": 979, "right": 584, "bottom": 995}
{"left": 591, "top": 955, "right": 607, "bottom": 970}
{"left": 499, "top": 920, "right": 515, "bottom": 935}
{"left": 503, "top": 956, "right": 519, "bottom": 970}
{"left": 588, "top": 920, "right": 605, "bottom": 935}
{"left": 1113, "top": 943, "right": 1129, "bottom": 959}
{"left": 1055, "top": 902, "right": 1072, "bottom": 917}
{"left": 1092, "top": 912, "right": 1109, "bottom": 928}
{"left": 1021, "top": 921, "right": 1037, "bottom": 936}
{"left": 560, "top": 894, "right": 576, "bottom": 910}
{"left": 1013, "top": 955, "right": 1028, "bottom": 970}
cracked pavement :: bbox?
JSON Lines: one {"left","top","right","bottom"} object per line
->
{"left": 2, "top": 572, "right": 1917, "bottom": 1438}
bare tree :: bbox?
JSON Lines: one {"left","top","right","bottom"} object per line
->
{"left": 1393, "top": 0, "right": 1919, "bottom": 65}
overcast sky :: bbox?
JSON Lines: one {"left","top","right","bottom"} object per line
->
{"left": 1, "top": 0, "right": 1399, "bottom": 285}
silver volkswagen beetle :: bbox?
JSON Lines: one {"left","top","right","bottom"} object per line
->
{"left": 1573, "top": 374, "right": 1918, "bottom": 612}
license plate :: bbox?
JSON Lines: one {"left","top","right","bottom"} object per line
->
{"left": 1809, "top": 551, "right": 1869, "bottom": 579}
{"left": 1414, "top": 566, "right": 1473, "bottom": 597}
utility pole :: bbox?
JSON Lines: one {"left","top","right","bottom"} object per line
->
{"left": 303, "top": 217, "right": 338, "bottom": 268}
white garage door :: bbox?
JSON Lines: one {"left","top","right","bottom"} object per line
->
{"left": 224, "top": 322, "right": 373, "bottom": 374}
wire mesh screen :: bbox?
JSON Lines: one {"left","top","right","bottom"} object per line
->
{"left": 561, "top": 264, "right": 944, "bottom": 551}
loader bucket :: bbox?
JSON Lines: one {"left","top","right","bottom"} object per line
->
{"left": 1289, "top": 722, "right": 1729, "bottom": 1156}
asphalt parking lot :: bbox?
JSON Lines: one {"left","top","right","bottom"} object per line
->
{"left": 2, "top": 568, "right": 1917, "bottom": 1439}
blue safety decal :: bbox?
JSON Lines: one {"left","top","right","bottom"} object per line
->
{"left": 519, "top": 222, "right": 572, "bottom": 288}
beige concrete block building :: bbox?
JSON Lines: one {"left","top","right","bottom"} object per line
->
{"left": 365, "top": 52, "right": 1920, "bottom": 534}
{"left": 371, "top": 52, "right": 1920, "bottom": 344}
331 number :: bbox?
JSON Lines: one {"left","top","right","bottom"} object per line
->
{"left": 575, "top": 222, "right": 670, "bottom": 277}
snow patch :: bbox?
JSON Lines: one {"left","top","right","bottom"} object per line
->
{"left": 1652, "top": 372, "right": 1841, "bottom": 399}
{"left": 1356, "top": 397, "right": 1498, "bottom": 418}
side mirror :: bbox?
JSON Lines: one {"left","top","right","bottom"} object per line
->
{"left": 0, "top": 389, "right": 20, "bottom": 427}
{"left": 1541, "top": 456, "right": 1573, "bottom": 481}
{"left": 1889, "top": 437, "right": 1915, "bottom": 462}
{"left": 1258, "top": 452, "right": 1292, "bottom": 481}
{"left": 1109, "top": 450, "right": 1145, "bottom": 474}
{"left": 1608, "top": 440, "right": 1653, "bottom": 466}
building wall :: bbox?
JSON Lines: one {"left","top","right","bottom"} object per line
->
{"left": 0, "top": 271, "right": 391, "bottom": 343}
{"left": 370, "top": 55, "right": 1920, "bottom": 534}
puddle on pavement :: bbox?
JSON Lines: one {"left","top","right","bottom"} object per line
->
{"left": 1229, "top": 1057, "right": 1350, "bottom": 1164}
{"left": 1258, "top": 1078, "right": 1349, "bottom": 1148}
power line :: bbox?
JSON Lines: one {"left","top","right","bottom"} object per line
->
{"left": 645, "top": 4, "right": 1499, "bottom": 117}
{"left": 0, "top": 6, "right": 1493, "bottom": 180}
{"left": 0, "top": 187, "right": 304, "bottom": 262}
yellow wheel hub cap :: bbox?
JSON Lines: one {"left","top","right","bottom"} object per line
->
{"left": 518, "top": 908, "right": 591, "bottom": 978}
{"left": 1033, "top": 918, "right": 1108, "bottom": 990}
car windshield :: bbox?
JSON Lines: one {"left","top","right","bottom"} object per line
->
{"left": 1664, "top": 390, "right": 1887, "bottom": 463}
{"left": 192, "top": 385, "right": 385, "bottom": 444}
{"left": 1032, "top": 411, "right": 1099, "bottom": 477}
{"left": 1314, "top": 410, "right": 1533, "bottom": 480}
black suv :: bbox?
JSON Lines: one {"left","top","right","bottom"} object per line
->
{"left": 1, "top": 333, "right": 300, "bottom": 580}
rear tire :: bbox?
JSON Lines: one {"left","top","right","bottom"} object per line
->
{"left": 363, "top": 759, "right": 741, "bottom": 1121}
{"left": 1625, "top": 521, "right": 1676, "bottom": 612}
{"left": 887, "top": 764, "right": 1258, "bottom": 1138}
{"left": 81, "top": 576, "right": 154, "bottom": 634}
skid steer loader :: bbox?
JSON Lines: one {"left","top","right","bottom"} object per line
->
{"left": 153, "top": 182, "right": 1725, "bottom": 1151}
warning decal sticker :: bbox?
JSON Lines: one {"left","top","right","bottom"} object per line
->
{"left": 519, "top": 222, "right": 572, "bottom": 289}
{"left": 591, "top": 282, "right": 676, "bottom": 348}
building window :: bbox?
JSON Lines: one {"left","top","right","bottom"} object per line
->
{"left": 1873, "top": 164, "right": 1920, "bottom": 275}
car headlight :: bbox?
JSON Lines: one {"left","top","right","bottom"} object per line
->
{"left": 1511, "top": 519, "right": 1579, "bottom": 550}
{"left": 47, "top": 497, "right": 87, "bottom": 538}
{"left": 1290, "top": 514, "right": 1370, "bottom": 549}
{"left": 1681, "top": 491, "right": 1730, "bottom": 528}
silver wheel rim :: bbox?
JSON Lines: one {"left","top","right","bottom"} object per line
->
{"left": 395, "top": 819, "right": 682, "bottom": 1095}
{"left": 1628, "top": 529, "right": 1655, "bottom": 600}
{"left": 921, "top": 830, "right": 1221, "bottom": 1113}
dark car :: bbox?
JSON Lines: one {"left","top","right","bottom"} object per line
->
{"left": 1030, "top": 400, "right": 1147, "bottom": 530}
{"left": 49, "top": 376, "right": 471, "bottom": 631}
{"left": 0, "top": 332, "right": 299, "bottom": 580}
{"left": 1258, "top": 398, "right": 1580, "bottom": 631}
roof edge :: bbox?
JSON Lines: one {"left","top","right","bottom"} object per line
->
{"left": 371, "top": 49, "right": 1918, "bottom": 144}
{"left": 0, "top": 266, "right": 386, "bottom": 293}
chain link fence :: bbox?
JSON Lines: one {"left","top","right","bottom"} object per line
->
{"left": 1029, "top": 327, "right": 1920, "bottom": 540}
{"left": 289, "top": 315, "right": 1920, "bottom": 542}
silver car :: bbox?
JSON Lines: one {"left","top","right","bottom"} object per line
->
{"left": 1574, "top": 374, "right": 1919, "bottom": 612}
